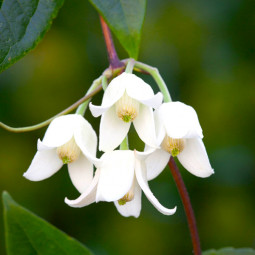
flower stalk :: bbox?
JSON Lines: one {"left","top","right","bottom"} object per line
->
{"left": 0, "top": 84, "right": 102, "bottom": 133}
{"left": 130, "top": 60, "right": 172, "bottom": 102}
{"left": 125, "top": 58, "right": 135, "bottom": 74}
{"left": 168, "top": 157, "right": 201, "bottom": 255}
{"left": 101, "top": 75, "right": 108, "bottom": 91}
{"left": 120, "top": 136, "right": 129, "bottom": 150}
{"left": 76, "top": 75, "right": 104, "bottom": 116}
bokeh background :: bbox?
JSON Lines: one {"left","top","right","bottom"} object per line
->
{"left": 0, "top": 0, "right": 255, "bottom": 254}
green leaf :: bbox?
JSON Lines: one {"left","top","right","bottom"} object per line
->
{"left": 89, "top": 0, "right": 146, "bottom": 59}
{"left": 0, "top": 0, "right": 64, "bottom": 73}
{"left": 203, "top": 247, "right": 255, "bottom": 255}
{"left": 3, "top": 191, "right": 93, "bottom": 255}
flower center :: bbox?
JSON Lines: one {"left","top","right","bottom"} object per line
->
{"left": 161, "top": 135, "right": 185, "bottom": 157}
{"left": 57, "top": 137, "right": 81, "bottom": 164}
{"left": 118, "top": 179, "right": 135, "bottom": 205}
{"left": 115, "top": 92, "right": 140, "bottom": 123}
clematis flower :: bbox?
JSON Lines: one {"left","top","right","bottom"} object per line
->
{"left": 89, "top": 72, "right": 163, "bottom": 152}
{"left": 146, "top": 102, "right": 214, "bottom": 180}
{"left": 23, "top": 114, "right": 98, "bottom": 193}
{"left": 65, "top": 150, "right": 177, "bottom": 218}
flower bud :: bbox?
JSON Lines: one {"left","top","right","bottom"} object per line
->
{"left": 115, "top": 92, "right": 140, "bottom": 123}
{"left": 57, "top": 137, "right": 81, "bottom": 164}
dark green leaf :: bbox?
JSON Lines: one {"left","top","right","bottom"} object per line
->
{"left": 3, "top": 191, "right": 93, "bottom": 255}
{"left": 203, "top": 247, "right": 255, "bottom": 255}
{"left": 89, "top": 0, "right": 146, "bottom": 59}
{"left": 0, "top": 0, "right": 64, "bottom": 73}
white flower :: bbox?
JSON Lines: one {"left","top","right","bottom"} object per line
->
{"left": 89, "top": 72, "right": 163, "bottom": 152}
{"left": 65, "top": 150, "right": 177, "bottom": 218}
{"left": 23, "top": 114, "right": 98, "bottom": 193}
{"left": 146, "top": 102, "right": 214, "bottom": 180}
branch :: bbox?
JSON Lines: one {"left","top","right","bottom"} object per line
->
{"left": 99, "top": 16, "right": 124, "bottom": 69}
{"left": 168, "top": 157, "right": 201, "bottom": 255}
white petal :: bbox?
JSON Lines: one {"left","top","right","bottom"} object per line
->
{"left": 133, "top": 104, "right": 158, "bottom": 148}
{"left": 99, "top": 106, "right": 131, "bottom": 152}
{"left": 125, "top": 73, "right": 155, "bottom": 101}
{"left": 101, "top": 73, "right": 127, "bottom": 107}
{"left": 89, "top": 103, "right": 111, "bottom": 118}
{"left": 23, "top": 149, "right": 63, "bottom": 181}
{"left": 68, "top": 155, "right": 94, "bottom": 193}
{"left": 145, "top": 149, "right": 170, "bottom": 181}
{"left": 136, "top": 92, "right": 163, "bottom": 109}
{"left": 114, "top": 180, "right": 142, "bottom": 218}
{"left": 42, "top": 115, "right": 78, "bottom": 147}
{"left": 177, "top": 138, "right": 214, "bottom": 178}
{"left": 37, "top": 139, "right": 52, "bottom": 151}
{"left": 73, "top": 115, "right": 98, "bottom": 163}
{"left": 89, "top": 74, "right": 128, "bottom": 117}
{"left": 96, "top": 151, "right": 135, "bottom": 202}
{"left": 154, "top": 109, "right": 166, "bottom": 145}
{"left": 135, "top": 159, "right": 176, "bottom": 215}
{"left": 135, "top": 147, "right": 156, "bottom": 161}
{"left": 159, "top": 102, "right": 203, "bottom": 139}
{"left": 65, "top": 169, "right": 100, "bottom": 208}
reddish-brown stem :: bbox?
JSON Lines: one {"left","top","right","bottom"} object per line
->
{"left": 99, "top": 16, "right": 124, "bottom": 69}
{"left": 168, "top": 157, "right": 201, "bottom": 255}
{"left": 99, "top": 13, "right": 200, "bottom": 255}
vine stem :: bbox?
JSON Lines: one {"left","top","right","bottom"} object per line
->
{"left": 0, "top": 85, "right": 102, "bottom": 133}
{"left": 99, "top": 16, "right": 124, "bottom": 69}
{"left": 100, "top": 16, "right": 201, "bottom": 255}
{"left": 168, "top": 157, "right": 201, "bottom": 255}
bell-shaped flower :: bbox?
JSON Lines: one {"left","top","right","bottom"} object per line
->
{"left": 89, "top": 72, "right": 163, "bottom": 152}
{"left": 23, "top": 114, "right": 98, "bottom": 193}
{"left": 65, "top": 150, "right": 177, "bottom": 218}
{"left": 146, "top": 102, "right": 214, "bottom": 181}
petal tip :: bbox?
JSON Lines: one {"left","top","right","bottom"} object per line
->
{"left": 154, "top": 92, "right": 163, "bottom": 109}
{"left": 166, "top": 206, "right": 177, "bottom": 215}
{"left": 64, "top": 197, "right": 71, "bottom": 205}
{"left": 64, "top": 197, "right": 79, "bottom": 208}
{"left": 171, "top": 206, "right": 177, "bottom": 214}
{"left": 89, "top": 102, "right": 101, "bottom": 118}
{"left": 199, "top": 167, "right": 214, "bottom": 178}
{"left": 23, "top": 171, "right": 35, "bottom": 181}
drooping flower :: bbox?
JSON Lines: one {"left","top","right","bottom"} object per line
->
{"left": 89, "top": 72, "right": 163, "bottom": 152}
{"left": 146, "top": 102, "right": 214, "bottom": 180}
{"left": 23, "top": 114, "right": 98, "bottom": 193}
{"left": 65, "top": 150, "right": 177, "bottom": 218}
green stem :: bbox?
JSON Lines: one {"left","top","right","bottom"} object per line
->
{"left": 76, "top": 76, "right": 103, "bottom": 115}
{"left": 120, "top": 136, "right": 129, "bottom": 150}
{"left": 101, "top": 75, "right": 108, "bottom": 91}
{"left": 125, "top": 59, "right": 135, "bottom": 74}
{"left": 0, "top": 85, "right": 102, "bottom": 133}
{"left": 133, "top": 61, "right": 172, "bottom": 102}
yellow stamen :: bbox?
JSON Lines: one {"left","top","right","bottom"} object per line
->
{"left": 57, "top": 137, "right": 81, "bottom": 164}
{"left": 161, "top": 136, "right": 185, "bottom": 157}
{"left": 118, "top": 179, "right": 135, "bottom": 206}
{"left": 115, "top": 92, "right": 139, "bottom": 123}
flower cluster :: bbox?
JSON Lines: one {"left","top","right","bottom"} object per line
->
{"left": 24, "top": 72, "right": 213, "bottom": 218}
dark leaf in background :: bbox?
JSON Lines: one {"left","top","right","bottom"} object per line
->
{"left": 89, "top": 0, "right": 146, "bottom": 59}
{"left": 3, "top": 191, "right": 93, "bottom": 255}
{"left": 0, "top": 0, "right": 64, "bottom": 73}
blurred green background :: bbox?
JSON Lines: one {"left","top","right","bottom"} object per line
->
{"left": 1, "top": 0, "right": 255, "bottom": 254}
